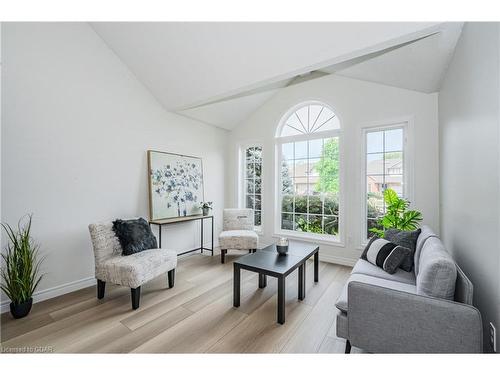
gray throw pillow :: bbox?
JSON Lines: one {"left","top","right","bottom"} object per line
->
{"left": 384, "top": 228, "right": 421, "bottom": 272}
{"left": 361, "top": 237, "right": 412, "bottom": 274}
{"left": 112, "top": 218, "right": 158, "bottom": 256}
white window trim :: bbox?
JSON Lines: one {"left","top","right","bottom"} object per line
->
{"left": 274, "top": 101, "right": 345, "bottom": 246}
{"left": 238, "top": 142, "right": 264, "bottom": 234}
{"left": 359, "top": 116, "right": 415, "bottom": 248}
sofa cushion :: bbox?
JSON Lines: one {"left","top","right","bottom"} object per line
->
{"left": 361, "top": 237, "right": 410, "bottom": 274}
{"left": 351, "top": 259, "right": 416, "bottom": 285}
{"left": 112, "top": 218, "right": 157, "bottom": 256}
{"left": 414, "top": 225, "right": 438, "bottom": 275}
{"left": 416, "top": 237, "right": 457, "bottom": 300}
{"left": 95, "top": 248, "right": 177, "bottom": 289}
{"left": 335, "top": 273, "right": 417, "bottom": 313}
{"left": 219, "top": 230, "right": 258, "bottom": 250}
{"left": 384, "top": 228, "right": 421, "bottom": 272}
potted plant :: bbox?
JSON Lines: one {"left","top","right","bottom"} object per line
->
{"left": 200, "top": 201, "right": 213, "bottom": 216}
{"left": 369, "top": 188, "right": 423, "bottom": 237}
{"left": 1, "top": 215, "right": 44, "bottom": 319}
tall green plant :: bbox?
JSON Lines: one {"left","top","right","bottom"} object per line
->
{"left": 369, "top": 189, "right": 423, "bottom": 237}
{"left": 1, "top": 215, "right": 44, "bottom": 304}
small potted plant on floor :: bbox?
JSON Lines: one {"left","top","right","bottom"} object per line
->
{"left": 1, "top": 215, "right": 44, "bottom": 319}
{"left": 200, "top": 201, "right": 213, "bottom": 216}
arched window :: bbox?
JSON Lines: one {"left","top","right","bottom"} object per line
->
{"left": 276, "top": 102, "right": 342, "bottom": 240}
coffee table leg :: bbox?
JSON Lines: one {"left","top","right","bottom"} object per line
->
{"left": 314, "top": 251, "right": 319, "bottom": 282}
{"left": 277, "top": 276, "right": 285, "bottom": 324}
{"left": 298, "top": 263, "right": 306, "bottom": 300}
{"left": 233, "top": 265, "right": 240, "bottom": 307}
{"left": 258, "top": 273, "right": 267, "bottom": 288}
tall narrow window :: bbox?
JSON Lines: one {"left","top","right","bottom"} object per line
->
{"left": 243, "top": 146, "right": 262, "bottom": 229}
{"left": 365, "top": 126, "right": 405, "bottom": 239}
{"left": 276, "top": 102, "right": 342, "bottom": 240}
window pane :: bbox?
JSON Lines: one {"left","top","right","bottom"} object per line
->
{"left": 309, "top": 105, "right": 323, "bottom": 131}
{"left": 308, "top": 139, "right": 323, "bottom": 158}
{"left": 385, "top": 152, "right": 403, "bottom": 175}
{"left": 385, "top": 128, "right": 403, "bottom": 152}
{"left": 281, "top": 159, "right": 294, "bottom": 178}
{"left": 254, "top": 162, "right": 262, "bottom": 178}
{"left": 308, "top": 195, "right": 323, "bottom": 215}
{"left": 294, "top": 195, "right": 308, "bottom": 213}
{"left": 246, "top": 163, "right": 255, "bottom": 178}
{"left": 324, "top": 216, "right": 339, "bottom": 235}
{"left": 253, "top": 147, "right": 263, "bottom": 162}
{"left": 295, "top": 106, "right": 309, "bottom": 132}
{"left": 307, "top": 215, "right": 323, "bottom": 234}
{"left": 281, "top": 195, "right": 294, "bottom": 213}
{"left": 367, "top": 218, "right": 382, "bottom": 238}
{"left": 294, "top": 214, "right": 308, "bottom": 232}
{"left": 367, "top": 193, "right": 384, "bottom": 218}
{"left": 386, "top": 175, "right": 403, "bottom": 196}
{"left": 245, "top": 179, "right": 254, "bottom": 194}
{"left": 313, "top": 107, "right": 335, "bottom": 132}
{"left": 254, "top": 179, "right": 262, "bottom": 194}
{"left": 367, "top": 153, "right": 384, "bottom": 175}
{"left": 246, "top": 147, "right": 254, "bottom": 160}
{"left": 294, "top": 177, "right": 309, "bottom": 195}
{"left": 245, "top": 195, "right": 254, "bottom": 209}
{"left": 281, "top": 213, "right": 294, "bottom": 230}
{"left": 308, "top": 158, "right": 321, "bottom": 177}
{"left": 324, "top": 193, "right": 339, "bottom": 216}
{"left": 254, "top": 211, "right": 261, "bottom": 226}
{"left": 367, "top": 131, "right": 383, "bottom": 153}
{"left": 367, "top": 175, "right": 383, "bottom": 196}
{"left": 281, "top": 143, "right": 294, "bottom": 160}
{"left": 254, "top": 195, "right": 261, "bottom": 211}
{"left": 295, "top": 141, "right": 308, "bottom": 159}
{"left": 294, "top": 160, "right": 307, "bottom": 177}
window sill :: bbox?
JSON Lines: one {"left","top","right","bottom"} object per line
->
{"left": 273, "top": 230, "right": 345, "bottom": 247}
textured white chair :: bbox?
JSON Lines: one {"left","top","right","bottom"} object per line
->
{"left": 88, "top": 221, "right": 177, "bottom": 309}
{"left": 218, "top": 208, "right": 259, "bottom": 264}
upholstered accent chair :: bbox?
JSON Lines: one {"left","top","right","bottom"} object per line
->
{"left": 218, "top": 208, "right": 259, "bottom": 263}
{"left": 88, "top": 221, "right": 177, "bottom": 310}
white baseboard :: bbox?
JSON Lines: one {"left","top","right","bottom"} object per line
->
{"left": 319, "top": 253, "right": 357, "bottom": 267}
{"left": 1, "top": 276, "right": 96, "bottom": 314}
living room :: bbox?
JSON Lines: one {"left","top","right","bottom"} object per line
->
{"left": 1, "top": 1, "right": 500, "bottom": 373}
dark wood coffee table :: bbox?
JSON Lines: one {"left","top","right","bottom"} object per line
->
{"left": 233, "top": 241, "right": 319, "bottom": 324}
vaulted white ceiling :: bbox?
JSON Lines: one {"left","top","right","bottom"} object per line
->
{"left": 91, "top": 22, "right": 463, "bottom": 130}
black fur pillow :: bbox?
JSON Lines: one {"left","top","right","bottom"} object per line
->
{"left": 112, "top": 218, "right": 157, "bottom": 256}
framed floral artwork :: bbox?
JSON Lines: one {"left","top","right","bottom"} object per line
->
{"left": 147, "top": 150, "right": 204, "bottom": 220}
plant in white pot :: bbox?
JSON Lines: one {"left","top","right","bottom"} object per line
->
{"left": 1, "top": 215, "right": 44, "bottom": 319}
{"left": 200, "top": 201, "right": 213, "bottom": 216}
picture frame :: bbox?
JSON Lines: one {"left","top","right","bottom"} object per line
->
{"left": 147, "top": 150, "right": 204, "bottom": 221}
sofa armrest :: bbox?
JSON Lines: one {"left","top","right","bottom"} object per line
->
{"left": 347, "top": 281, "right": 483, "bottom": 353}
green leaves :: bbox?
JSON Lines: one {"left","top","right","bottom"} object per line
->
{"left": 369, "top": 188, "right": 423, "bottom": 237}
{"left": 1, "top": 215, "right": 44, "bottom": 305}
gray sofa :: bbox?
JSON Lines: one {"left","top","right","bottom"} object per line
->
{"left": 335, "top": 226, "right": 483, "bottom": 353}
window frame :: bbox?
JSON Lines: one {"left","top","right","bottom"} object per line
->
{"left": 274, "top": 101, "right": 344, "bottom": 245}
{"left": 239, "top": 142, "right": 264, "bottom": 233}
{"left": 360, "top": 118, "right": 414, "bottom": 246}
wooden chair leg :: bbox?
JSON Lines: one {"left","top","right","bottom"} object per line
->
{"left": 221, "top": 249, "right": 227, "bottom": 264}
{"left": 131, "top": 286, "right": 141, "bottom": 310}
{"left": 97, "top": 279, "right": 105, "bottom": 299}
{"left": 168, "top": 269, "right": 175, "bottom": 288}
{"left": 345, "top": 340, "right": 352, "bottom": 354}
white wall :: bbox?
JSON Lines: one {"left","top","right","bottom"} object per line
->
{"left": 227, "top": 74, "right": 439, "bottom": 264}
{"left": 439, "top": 22, "right": 500, "bottom": 352}
{"left": 1, "top": 23, "right": 228, "bottom": 310}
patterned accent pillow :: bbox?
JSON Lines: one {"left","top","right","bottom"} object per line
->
{"left": 112, "top": 218, "right": 158, "bottom": 256}
{"left": 384, "top": 228, "right": 421, "bottom": 272}
{"left": 361, "top": 237, "right": 412, "bottom": 274}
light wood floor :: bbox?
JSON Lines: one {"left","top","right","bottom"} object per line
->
{"left": 0, "top": 250, "right": 359, "bottom": 353}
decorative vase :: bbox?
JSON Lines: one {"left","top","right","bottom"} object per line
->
{"left": 276, "top": 237, "right": 289, "bottom": 256}
{"left": 202, "top": 207, "right": 210, "bottom": 216}
{"left": 10, "top": 298, "right": 33, "bottom": 319}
